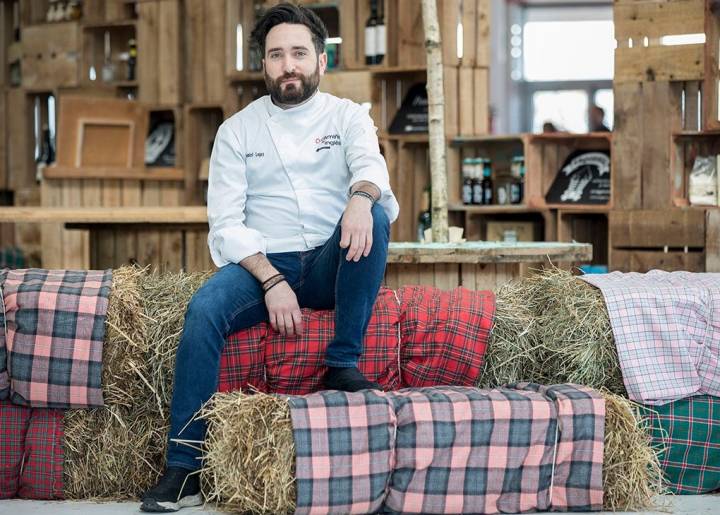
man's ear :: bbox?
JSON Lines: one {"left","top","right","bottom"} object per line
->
{"left": 318, "top": 52, "right": 328, "bottom": 76}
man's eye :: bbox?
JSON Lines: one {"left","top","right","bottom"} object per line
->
{"left": 295, "top": 51, "right": 307, "bottom": 57}
{"left": 269, "top": 53, "right": 281, "bottom": 59}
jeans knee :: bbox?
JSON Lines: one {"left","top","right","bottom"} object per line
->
{"left": 371, "top": 204, "right": 390, "bottom": 236}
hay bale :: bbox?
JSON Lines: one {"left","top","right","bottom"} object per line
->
{"left": 601, "top": 391, "right": 665, "bottom": 511}
{"left": 479, "top": 280, "right": 544, "bottom": 388}
{"left": 200, "top": 391, "right": 296, "bottom": 514}
{"left": 483, "top": 268, "right": 625, "bottom": 395}
{"left": 63, "top": 267, "right": 212, "bottom": 500}
{"left": 200, "top": 390, "right": 662, "bottom": 513}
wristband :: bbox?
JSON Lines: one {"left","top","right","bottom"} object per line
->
{"left": 262, "top": 273, "right": 284, "bottom": 289}
{"left": 263, "top": 278, "right": 286, "bottom": 295}
{"left": 351, "top": 190, "right": 376, "bottom": 206}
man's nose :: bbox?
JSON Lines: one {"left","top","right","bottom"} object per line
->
{"left": 282, "top": 56, "right": 295, "bottom": 74}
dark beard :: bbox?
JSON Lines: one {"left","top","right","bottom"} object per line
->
{"left": 265, "top": 65, "right": 320, "bottom": 105}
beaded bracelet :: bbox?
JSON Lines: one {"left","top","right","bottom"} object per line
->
{"left": 351, "top": 190, "right": 376, "bottom": 206}
{"left": 263, "top": 278, "right": 286, "bottom": 295}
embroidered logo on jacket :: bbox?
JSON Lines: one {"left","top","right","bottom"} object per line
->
{"left": 315, "top": 134, "right": 341, "bottom": 152}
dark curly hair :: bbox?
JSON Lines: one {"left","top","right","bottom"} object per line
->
{"left": 250, "top": 3, "right": 328, "bottom": 59}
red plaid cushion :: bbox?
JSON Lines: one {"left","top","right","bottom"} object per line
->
{"left": 18, "top": 408, "right": 64, "bottom": 500}
{"left": 397, "top": 286, "right": 494, "bottom": 387}
{"left": 219, "top": 288, "right": 401, "bottom": 394}
{"left": 0, "top": 399, "right": 30, "bottom": 499}
{"left": 218, "top": 287, "right": 495, "bottom": 395}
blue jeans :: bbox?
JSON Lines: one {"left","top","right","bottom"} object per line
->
{"left": 167, "top": 204, "right": 390, "bottom": 471}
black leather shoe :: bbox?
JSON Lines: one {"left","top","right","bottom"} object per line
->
{"left": 323, "top": 366, "right": 381, "bottom": 392}
{"left": 140, "top": 467, "right": 202, "bottom": 512}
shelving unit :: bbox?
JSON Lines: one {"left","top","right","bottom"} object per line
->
{"left": 671, "top": 130, "right": 720, "bottom": 207}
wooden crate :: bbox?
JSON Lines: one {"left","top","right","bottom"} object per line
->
{"left": 524, "top": 133, "right": 612, "bottom": 210}
{"left": 6, "top": 88, "right": 33, "bottom": 192}
{"left": 671, "top": 131, "right": 720, "bottom": 206}
{"left": 609, "top": 209, "right": 706, "bottom": 272}
{"left": 137, "top": 0, "right": 182, "bottom": 104}
{"left": 21, "top": 21, "right": 80, "bottom": 90}
{"left": 83, "top": 0, "right": 136, "bottom": 24}
{"left": 614, "top": 0, "right": 705, "bottom": 84}
{"left": 705, "top": 0, "right": 720, "bottom": 130}
{"left": 19, "top": 0, "right": 49, "bottom": 25}
{"left": 557, "top": 209, "right": 608, "bottom": 269}
{"left": 184, "top": 105, "right": 224, "bottom": 205}
{"left": 707, "top": 207, "right": 720, "bottom": 272}
{"left": 80, "top": 22, "right": 136, "bottom": 88}
{"left": 370, "top": 65, "right": 488, "bottom": 138}
{"left": 614, "top": 80, "right": 699, "bottom": 210}
{"left": 185, "top": 0, "right": 226, "bottom": 104}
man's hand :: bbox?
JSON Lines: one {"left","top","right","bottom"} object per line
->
{"left": 340, "top": 195, "right": 374, "bottom": 262}
{"left": 264, "top": 281, "right": 303, "bottom": 336}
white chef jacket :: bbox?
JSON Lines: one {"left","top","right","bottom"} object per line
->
{"left": 207, "top": 90, "right": 400, "bottom": 268}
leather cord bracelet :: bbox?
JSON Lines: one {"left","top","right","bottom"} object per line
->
{"left": 263, "top": 278, "right": 286, "bottom": 295}
{"left": 351, "top": 190, "right": 376, "bottom": 206}
{"left": 262, "top": 273, "right": 284, "bottom": 289}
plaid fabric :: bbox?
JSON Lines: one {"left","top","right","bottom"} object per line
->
{"left": 17, "top": 408, "right": 64, "bottom": 500}
{"left": 218, "top": 286, "right": 494, "bottom": 395}
{"left": 0, "top": 269, "right": 8, "bottom": 399}
{"left": 642, "top": 395, "right": 720, "bottom": 494}
{"left": 1, "top": 268, "right": 113, "bottom": 408}
{"left": 288, "top": 384, "right": 605, "bottom": 514}
{"left": 0, "top": 399, "right": 30, "bottom": 499}
{"left": 288, "top": 390, "right": 396, "bottom": 514}
{"left": 219, "top": 288, "right": 402, "bottom": 395}
{"left": 580, "top": 271, "right": 720, "bottom": 404}
{"left": 398, "top": 286, "right": 494, "bottom": 387}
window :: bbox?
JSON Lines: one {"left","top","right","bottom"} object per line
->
{"left": 509, "top": 4, "right": 614, "bottom": 133}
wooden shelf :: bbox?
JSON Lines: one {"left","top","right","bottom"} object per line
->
{"left": 109, "top": 80, "right": 138, "bottom": 88}
{"left": 546, "top": 203, "right": 611, "bottom": 212}
{"left": 451, "top": 134, "right": 528, "bottom": 146}
{"left": 448, "top": 203, "right": 543, "bottom": 214}
{"left": 82, "top": 19, "right": 137, "bottom": 29}
{"left": 370, "top": 65, "right": 427, "bottom": 75}
{"left": 528, "top": 132, "right": 612, "bottom": 142}
{"left": 379, "top": 133, "right": 429, "bottom": 143}
{"left": 227, "top": 71, "right": 264, "bottom": 82}
{"left": 43, "top": 165, "right": 184, "bottom": 181}
{"left": 0, "top": 207, "right": 207, "bottom": 224}
{"left": 387, "top": 241, "right": 592, "bottom": 264}
{"left": 672, "top": 130, "right": 720, "bottom": 140}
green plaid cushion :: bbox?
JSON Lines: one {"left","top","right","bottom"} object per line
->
{"left": 642, "top": 395, "right": 720, "bottom": 494}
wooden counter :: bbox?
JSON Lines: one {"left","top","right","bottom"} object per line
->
{"left": 0, "top": 208, "right": 592, "bottom": 288}
{"left": 385, "top": 242, "right": 592, "bottom": 290}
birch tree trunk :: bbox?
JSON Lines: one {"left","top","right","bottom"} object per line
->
{"left": 421, "top": 0, "right": 449, "bottom": 243}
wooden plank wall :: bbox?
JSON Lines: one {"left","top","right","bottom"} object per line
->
{"left": 138, "top": 0, "right": 183, "bottom": 105}
{"left": 40, "top": 178, "right": 215, "bottom": 271}
{"left": 384, "top": 262, "right": 520, "bottom": 291}
{"left": 613, "top": 0, "right": 706, "bottom": 210}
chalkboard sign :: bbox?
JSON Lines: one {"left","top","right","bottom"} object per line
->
{"left": 545, "top": 150, "right": 611, "bottom": 205}
{"left": 388, "top": 83, "right": 428, "bottom": 134}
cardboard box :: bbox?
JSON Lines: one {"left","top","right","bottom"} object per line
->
{"left": 486, "top": 221, "right": 537, "bottom": 242}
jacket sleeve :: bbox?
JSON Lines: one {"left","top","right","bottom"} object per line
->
{"left": 206, "top": 122, "right": 267, "bottom": 267}
{"left": 343, "top": 105, "right": 400, "bottom": 223}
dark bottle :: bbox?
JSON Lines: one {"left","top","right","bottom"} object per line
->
{"left": 12, "top": 1, "right": 20, "bottom": 42}
{"left": 417, "top": 187, "right": 432, "bottom": 242}
{"left": 462, "top": 158, "right": 473, "bottom": 205}
{"left": 127, "top": 38, "right": 137, "bottom": 81}
{"left": 481, "top": 160, "right": 493, "bottom": 205}
{"left": 35, "top": 124, "right": 55, "bottom": 182}
{"left": 365, "top": 0, "right": 378, "bottom": 65}
{"left": 375, "top": 0, "right": 386, "bottom": 65}
{"left": 471, "top": 159, "right": 483, "bottom": 205}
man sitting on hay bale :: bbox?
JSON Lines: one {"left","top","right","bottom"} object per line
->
{"left": 141, "top": 3, "right": 399, "bottom": 512}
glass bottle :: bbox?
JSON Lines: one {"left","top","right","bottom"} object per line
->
{"left": 462, "top": 158, "right": 473, "bottom": 205}
{"left": 417, "top": 187, "right": 431, "bottom": 242}
{"left": 365, "top": 0, "right": 378, "bottom": 65}
{"left": 481, "top": 160, "right": 494, "bottom": 205}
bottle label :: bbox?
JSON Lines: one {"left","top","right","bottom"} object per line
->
{"left": 376, "top": 24, "right": 386, "bottom": 55}
{"left": 472, "top": 184, "right": 483, "bottom": 204}
{"left": 462, "top": 185, "right": 473, "bottom": 204}
{"left": 365, "top": 27, "right": 376, "bottom": 58}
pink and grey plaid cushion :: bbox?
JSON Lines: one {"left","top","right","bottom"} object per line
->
{"left": 0, "top": 270, "right": 8, "bottom": 399}
{"left": 580, "top": 271, "right": 720, "bottom": 404}
{"left": 288, "top": 384, "right": 605, "bottom": 514}
{"left": 1, "top": 268, "right": 113, "bottom": 409}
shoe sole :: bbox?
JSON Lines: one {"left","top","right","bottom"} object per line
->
{"left": 140, "top": 493, "right": 203, "bottom": 512}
